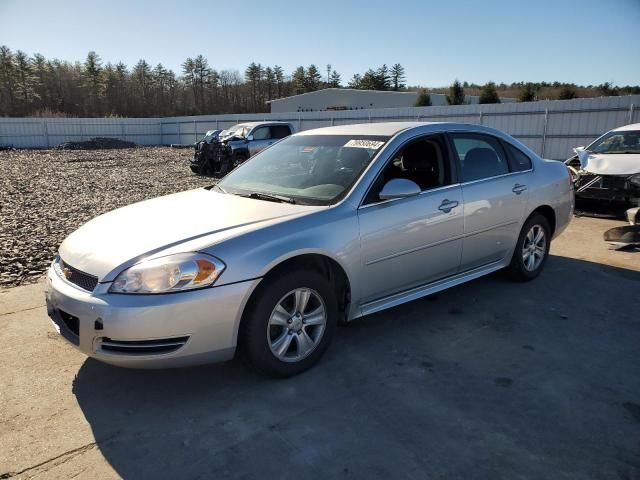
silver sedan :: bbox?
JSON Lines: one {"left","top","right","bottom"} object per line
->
{"left": 46, "top": 122, "right": 574, "bottom": 376}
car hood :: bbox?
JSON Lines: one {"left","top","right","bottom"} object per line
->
{"left": 59, "top": 188, "right": 320, "bottom": 282}
{"left": 576, "top": 151, "right": 640, "bottom": 175}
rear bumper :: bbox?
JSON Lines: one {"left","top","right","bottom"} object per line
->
{"left": 45, "top": 266, "right": 260, "bottom": 368}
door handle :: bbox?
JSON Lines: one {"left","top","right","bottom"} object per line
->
{"left": 512, "top": 184, "right": 528, "bottom": 195}
{"left": 438, "top": 199, "right": 459, "bottom": 213}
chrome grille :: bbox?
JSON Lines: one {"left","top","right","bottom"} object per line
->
{"left": 58, "top": 258, "right": 99, "bottom": 292}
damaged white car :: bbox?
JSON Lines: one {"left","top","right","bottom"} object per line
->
{"left": 566, "top": 123, "right": 640, "bottom": 214}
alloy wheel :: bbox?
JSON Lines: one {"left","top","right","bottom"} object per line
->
{"left": 522, "top": 224, "right": 547, "bottom": 271}
{"left": 267, "top": 288, "right": 327, "bottom": 363}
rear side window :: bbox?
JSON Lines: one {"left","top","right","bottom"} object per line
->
{"left": 271, "top": 125, "right": 292, "bottom": 139}
{"left": 503, "top": 142, "right": 532, "bottom": 171}
{"left": 450, "top": 134, "right": 509, "bottom": 182}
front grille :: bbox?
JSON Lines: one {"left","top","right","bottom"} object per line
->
{"left": 59, "top": 258, "right": 98, "bottom": 292}
{"left": 99, "top": 336, "right": 190, "bottom": 355}
{"left": 576, "top": 174, "right": 628, "bottom": 191}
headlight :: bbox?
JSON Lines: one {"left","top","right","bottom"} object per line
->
{"left": 629, "top": 173, "right": 640, "bottom": 188}
{"left": 109, "top": 253, "right": 225, "bottom": 294}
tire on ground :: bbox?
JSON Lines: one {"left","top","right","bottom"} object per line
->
{"left": 238, "top": 269, "right": 338, "bottom": 377}
{"left": 508, "top": 212, "right": 551, "bottom": 281}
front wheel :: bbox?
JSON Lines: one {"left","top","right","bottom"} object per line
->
{"left": 508, "top": 213, "right": 551, "bottom": 281}
{"left": 238, "top": 270, "right": 338, "bottom": 377}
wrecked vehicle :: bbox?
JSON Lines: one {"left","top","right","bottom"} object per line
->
{"left": 565, "top": 123, "right": 640, "bottom": 215}
{"left": 190, "top": 122, "right": 294, "bottom": 176}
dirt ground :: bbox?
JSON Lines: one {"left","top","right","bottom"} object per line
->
{"left": 0, "top": 215, "right": 639, "bottom": 479}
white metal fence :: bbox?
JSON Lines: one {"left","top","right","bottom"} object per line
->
{"left": 0, "top": 95, "right": 637, "bottom": 160}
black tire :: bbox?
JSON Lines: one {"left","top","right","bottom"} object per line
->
{"left": 508, "top": 213, "right": 551, "bottom": 281}
{"left": 238, "top": 269, "right": 338, "bottom": 377}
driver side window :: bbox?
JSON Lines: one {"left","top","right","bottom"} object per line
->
{"left": 364, "top": 134, "right": 451, "bottom": 204}
{"left": 251, "top": 127, "right": 271, "bottom": 140}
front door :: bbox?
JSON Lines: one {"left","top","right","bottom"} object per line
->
{"left": 357, "top": 134, "right": 464, "bottom": 304}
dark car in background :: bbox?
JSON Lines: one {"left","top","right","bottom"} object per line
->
{"left": 190, "top": 121, "right": 294, "bottom": 176}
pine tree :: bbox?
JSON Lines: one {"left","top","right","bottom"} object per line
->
{"left": 273, "top": 65, "right": 284, "bottom": 97}
{"left": 376, "top": 64, "right": 391, "bottom": 90}
{"left": 446, "top": 79, "right": 465, "bottom": 105}
{"left": 305, "top": 64, "right": 322, "bottom": 91}
{"left": 390, "top": 63, "right": 406, "bottom": 91}
{"left": 0, "top": 46, "right": 17, "bottom": 115}
{"left": 348, "top": 73, "right": 362, "bottom": 89}
{"left": 329, "top": 70, "right": 341, "bottom": 88}
{"left": 478, "top": 81, "right": 500, "bottom": 104}
{"left": 292, "top": 66, "right": 306, "bottom": 94}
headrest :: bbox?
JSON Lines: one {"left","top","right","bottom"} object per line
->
{"left": 340, "top": 147, "right": 370, "bottom": 170}
{"left": 463, "top": 148, "right": 500, "bottom": 181}
{"left": 402, "top": 142, "right": 438, "bottom": 171}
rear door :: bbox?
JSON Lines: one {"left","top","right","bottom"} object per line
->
{"left": 449, "top": 133, "right": 532, "bottom": 271}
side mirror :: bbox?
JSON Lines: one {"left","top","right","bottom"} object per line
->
{"left": 379, "top": 178, "right": 421, "bottom": 201}
{"left": 246, "top": 135, "right": 254, "bottom": 142}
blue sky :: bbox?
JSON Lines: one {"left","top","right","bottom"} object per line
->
{"left": 1, "top": 0, "right": 639, "bottom": 86}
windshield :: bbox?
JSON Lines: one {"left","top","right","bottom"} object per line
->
{"left": 588, "top": 130, "right": 640, "bottom": 154}
{"left": 218, "top": 134, "right": 389, "bottom": 205}
{"left": 224, "top": 124, "right": 250, "bottom": 138}
{"left": 203, "top": 130, "right": 220, "bottom": 142}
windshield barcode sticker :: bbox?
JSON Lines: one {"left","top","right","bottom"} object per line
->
{"left": 344, "top": 139, "right": 385, "bottom": 149}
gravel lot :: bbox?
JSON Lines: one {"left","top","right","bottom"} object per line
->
{"left": 0, "top": 147, "right": 211, "bottom": 288}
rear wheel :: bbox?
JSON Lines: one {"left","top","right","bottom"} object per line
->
{"left": 238, "top": 269, "right": 337, "bottom": 377}
{"left": 508, "top": 213, "right": 551, "bottom": 281}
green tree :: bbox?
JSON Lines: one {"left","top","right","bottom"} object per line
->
{"left": 83, "top": 51, "right": 104, "bottom": 114}
{"left": 348, "top": 73, "right": 362, "bottom": 89}
{"left": 390, "top": 63, "right": 406, "bottom": 91}
{"left": 14, "top": 50, "right": 36, "bottom": 114}
{"left": 305, "top": 64, "right": 322, "bottom": 91}
{"left": 0, "top": 46, "right": 16, "bottom": 115}
{"left": 273, "top": 65, "right": 285, "bottom": 97}
{"left": 329, "top": 70, "right": 341, "bottom": 88}
{"left": 478, "top": 81, "right": 500, "bottom": 104}
{"left": 376, "top": 64, "right": 391, "bottom": 90}
{"left": 446, "top": 79, "right": 465, "bottom": 105}
{"left": 415, "top": 89, "right": 432, "bottom": 106}
{"left": 518, "top": 82, "right": 537, "bottom": 102}
{"left": 292, "top": 66, "right": 306, "bottom": 94}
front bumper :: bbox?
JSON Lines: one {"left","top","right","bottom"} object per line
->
{"left": 45, "top": 266, "right": 259, "bottom": 368}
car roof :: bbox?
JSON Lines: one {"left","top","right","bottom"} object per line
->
{"left": 613, "top": 123, "right": 640, "bottom": 132}
{"left": 296, "top": 121, "right": 515, "bottom": 138}
{"left": 235, "top": 121, "right": 292, "bottom": 128}
{"left": 297, "top": 122, "right": 444, "bottom": 136}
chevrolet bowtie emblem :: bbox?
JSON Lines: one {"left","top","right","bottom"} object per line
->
{"left": 63, "top": 267, "right": 72, "bottom": 279}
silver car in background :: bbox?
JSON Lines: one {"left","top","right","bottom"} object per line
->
{"left": 46, "top": 122, "right": 573, "bottom": 376}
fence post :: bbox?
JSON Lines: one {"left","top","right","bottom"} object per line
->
{"left": 478, "top": 111, "right": 483, "bottom": 125}
{"left": 120, "top": 122, "right": 125, "bottom": 140}
{"left": 193, "top": 120, "right": 197, "bottom": 143}
{"left": 43, "top": 120, "right": 50, "bottom": 148}
{"left": 331, "top": 116, "right": 335, "bottom": 126}
{"left": 630, "top": 104, "right": 635, "bottom": 124}
{"left": 368, "top": 113, "right": 372, "bottom": 123}
{"left": 159, "top": 122, "right": 163, "bottom": 146}
{"left": 541, "top": 108, "right": 549, "bottom": 158}
{"left": 298, "top": 113, "right": 302, "bottom": 131}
